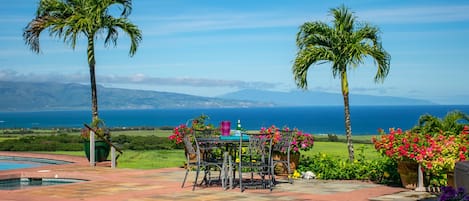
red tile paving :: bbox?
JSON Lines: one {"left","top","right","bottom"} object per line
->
{"left": 0, "top": 152, "right": 436, "bottom": 201}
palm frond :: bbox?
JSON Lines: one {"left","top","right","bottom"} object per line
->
{"left": 416, "top": 111, "right": 469, "bottom": 135}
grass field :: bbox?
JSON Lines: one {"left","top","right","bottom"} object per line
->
{"left": 307, "top": 142, "right": 380, "bottom": 160}
{"left": 44, "top": 150, "right": 186, "bottom": 169}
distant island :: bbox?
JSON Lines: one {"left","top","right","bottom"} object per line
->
{"left": 219, "top": 89, "right": 436, "bottom": 106}
{"left": 0, "top": 81, "right": 435, "bottom": 112}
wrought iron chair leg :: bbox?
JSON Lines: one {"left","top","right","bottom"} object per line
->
{"left": 181, "top": 168, "right": 190, "bottom": 188}
{"left": 192, "top": 165, "right": 201, "bottom": 191}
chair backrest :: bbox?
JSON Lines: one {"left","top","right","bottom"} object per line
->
{"left": 272, "top": 130, "right": 293, "bottom": 154}
{"left": 246, "top": 133, "right": 272, "bottom": 164}
{"left": 182, "top": 131, "right": 198, "bottom": 163}
{"left": 194, "top": 129, "right": 218, "bottom": 140}
{"left": 193, "top": 129, "right": 221, "bottom": 162}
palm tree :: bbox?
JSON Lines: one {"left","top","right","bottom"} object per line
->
{"left": 412, "top": 110, "right": 469, "bottom": 135}
{"left": 292, "top": 5, "right": 390, "bottom": 161}
{"left": 23, "top": 0, "right": 142, "bottom": 121}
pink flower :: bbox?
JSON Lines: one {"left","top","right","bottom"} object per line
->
{"left": 260, "top": 125, "right": 314, "bottom": 154}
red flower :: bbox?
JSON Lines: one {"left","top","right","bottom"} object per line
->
{"left": 260, "top": 125, "right": 314, "bottom": 154}
{"left": 168, "top": 124, "right": 192, "bottom": 145}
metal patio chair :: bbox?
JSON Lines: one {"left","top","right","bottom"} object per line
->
{"left": 238, "top": 133, "right": 273, "bottom": 192}
{"left": 271, "top": 129, "right": 294, "bottom": 184}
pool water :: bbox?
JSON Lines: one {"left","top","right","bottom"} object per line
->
{"left": 0, "top": 161, "right": 43, "bottom": 171}
{"left": 0, "top": 156, "right": 71, "bottom": 171}
{"left": 0, "top": 178, "right": 86, "bottom": 190}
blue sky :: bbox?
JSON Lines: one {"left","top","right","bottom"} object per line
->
{"left": 1, "top": 0, "right": 468, "bottom": 105}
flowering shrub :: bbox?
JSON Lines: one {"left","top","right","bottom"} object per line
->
{"left": 373, "top": 126, "right": 469, "bottom": 186}
{"left": 168, "top": 114, "right": 214, "bottom": 144}
{"left": 291, "top": 129, "right": 315, "bottom": 152}
{"left": 81, "top": 118, "right": 110, "bottom": 141}
{"left": 415, "top": 131, "right": 469, "bottom": 173}
{"left": 373, "top": 126, "right": 469, "bottom": 173}
{"left": 260, "top": 125, "right": 282, "bottom": 143}
{"left": 260, "top": 125, "right": 314, "bottom": 153}
{"left": 297, "top": 149, "right": 400, "bottom": 183}
{"left": 190, "top": 114, "right": 215, "bottom": 131}
{"left": 372, "top": 128, "right": 420, "bottom": 161}
{"left": 168, "top": 124, "right": 192, "bottom": 144}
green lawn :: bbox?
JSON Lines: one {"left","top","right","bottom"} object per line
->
{"left": 304, "top": 142, "right": 380, "bottom": 160}
{"left": 117, "top": 150, "right": 185, "bottom": 169}
{"left": 43, "top": 150, "right": 186, "bottom": 169}
{"left": 44, "top": 140, "right": 381, "bottom": 169}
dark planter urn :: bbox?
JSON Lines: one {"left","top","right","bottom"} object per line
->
{"left": 83, "top": 141, "right": 111, "bottom": 162}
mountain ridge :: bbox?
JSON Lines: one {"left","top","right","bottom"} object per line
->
{"left": 0, "top": 81, "right": 435, "bottom": 112}
{"left": 0, "top": 81, "right": 271, "bottom": 111}
{"left": 217, "top": 89, "right": 436, "bottom": 106}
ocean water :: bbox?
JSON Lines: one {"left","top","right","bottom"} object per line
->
{"left": 0, "top": 105, "right": 468, "bottom": 135}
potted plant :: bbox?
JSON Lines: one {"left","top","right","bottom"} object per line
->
{"left": 412, "top": 126, "right": 469, "bottom": 187}
{"left": 373, "top": 128, "right": 420, "bottom": 188}
{"left": 260, "top": 125, "right": 314, "bottom": 153}
{"left": 81, "top": 118, "right": 111, "bottom": 162}
{"left": 168, "top": 114, "right": 215, "bottom": 145}
{"left": 373, "top": 126, "right": 469, "bottom": 188}
{"left": 169, "top": 124, "right": 194, "bottom": 153}
{"left": 168, "top": 114, "right": 216, "bottom": 164}
{"left": 261, "top": 125, "right": 314, "bottom": 174}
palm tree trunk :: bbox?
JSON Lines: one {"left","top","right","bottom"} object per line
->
{"left": 341, "top": 71, "right": 354, "bottom": 162}
{"left": 87, "top": 36, "right": 99, "bottom": 121}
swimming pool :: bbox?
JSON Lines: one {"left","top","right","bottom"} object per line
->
{"left": 0, "top": 155, "right": 84, "bottom": 190}
{"left": 0, "top": 156, "right": 71, "bottom": 171}
{"left": 0, "top": 177, "right": 86, "bottom": 190}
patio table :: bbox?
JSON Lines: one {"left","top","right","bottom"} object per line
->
{"left": 196, "top": 133, "right": 251, "bottom": 190}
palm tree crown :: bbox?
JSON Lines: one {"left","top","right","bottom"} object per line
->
{"left": 24, "top": 0, "right": 142, "bottom": 120}
{"left": 413, "top": 110, "right": 469, "bottom": 135}
{"left": 294, "top": 5, "right": 390, "bottom": 88}
{"left": 292, "top": 5, "right": 390, "bottom": 161}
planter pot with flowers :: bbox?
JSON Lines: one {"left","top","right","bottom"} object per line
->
{"left": 169, "top": 114, "right": 215, "bottom": 167}
{"left": 373, "top": 126, "right": 469, "bottom": 188}
{"left": 261, "top": 125, "right": 314, "bottom": 175}
{"left": 81, "top": 118, "right": 111, "bottom": 162}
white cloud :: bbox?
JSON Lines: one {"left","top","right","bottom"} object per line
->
{"left": 0, "top": 69, "right": 278, "bottom": 90}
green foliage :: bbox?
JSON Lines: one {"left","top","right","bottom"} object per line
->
{"left": 0, "top": 134, "right": 82, "bottom": 151}
{"left": 0, "top": 134, "right": 179, "bottom": 152}
{"left": 425, "top": 172, "right": 447, "bottom": 187}
{"left": 412, "top": 110, "right": 469, "bottom": 136}
{"left": 2, "top": 129, "right": 34, "bottom": 135}
{"left": 158, "top": 126, "right": 174, "bottom": 131}
{"left": 298, "top": 146, "right": 400, "bottom": 186}
{"left": 327, "top": 134, "right": 339, "bottom": 142}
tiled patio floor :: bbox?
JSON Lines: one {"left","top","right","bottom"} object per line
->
{"left": 0, "top": 152, "right": 437, "bottom": 201}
